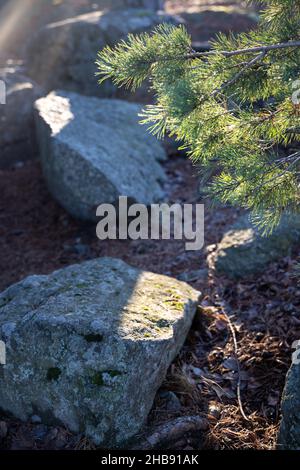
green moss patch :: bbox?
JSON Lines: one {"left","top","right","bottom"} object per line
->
{"left": 91, "top": 370, "right": 122, "bottom": 386}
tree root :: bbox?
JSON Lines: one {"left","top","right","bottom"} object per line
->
{"left": 131, "top": 415, "right": 209, "bottom": 450}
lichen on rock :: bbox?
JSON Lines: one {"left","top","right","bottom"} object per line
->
{"left": 0, "top": 257, "right": 200, "bottom": 446}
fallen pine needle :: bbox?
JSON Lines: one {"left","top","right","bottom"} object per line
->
{"left": 221, "top": 308, "right": 250, "bottom": 422}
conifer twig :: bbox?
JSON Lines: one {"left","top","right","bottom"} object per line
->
{"left": 211, "top": 51, "right": 266, "bottom": 98}
{"left": 186, "top": 40, "right": 300, "bottom": 59}
{"left": 221, "top": 309, "right": 250, "bottom": 422}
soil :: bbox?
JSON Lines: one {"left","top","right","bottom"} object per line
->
{"left": 1, "top": 153, "right": 299, "bottom": 450}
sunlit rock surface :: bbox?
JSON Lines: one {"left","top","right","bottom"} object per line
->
{"left": 209, "top": 214, "right": 300, "bottom": 279}
{"left": 34, "top": 90, "right": 167, "bottom": 220}
{"left": 0, "top": 257, "right": 200, "bottom": 446}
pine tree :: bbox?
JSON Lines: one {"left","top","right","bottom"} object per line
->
{"left": 97, "top": 1, "right": 300, "bottom": 233}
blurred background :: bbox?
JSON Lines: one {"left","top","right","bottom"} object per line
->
{"left": 0, "top": 0, "right": 259, "bottom": 168}
{"left": 0, "top": 0, "right": 259, "bottom": 58}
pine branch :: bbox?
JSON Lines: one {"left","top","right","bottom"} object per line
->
{"left": 211, "top": 51, "right": 267, "bottom": 98}
{"left": 137, "top": 40, "right": 300, "bottom": 66}
{"left": 186, "top": 40, "right": 300, "bottom": 60}
{"left": 96, "top": 2, "right": 300, "bottom": 233}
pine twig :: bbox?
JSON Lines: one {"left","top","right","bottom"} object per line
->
{"left": 137, "top": 41, "right": 300, "bottom": 68}
{"left": 221, "top": 309, "right": 250, "bottom": 422}
{"left": 211, "top": 51, "right": 266, "bottom": 98}
{"left": 186, "top": 40, "right": 300, "bottom": 60}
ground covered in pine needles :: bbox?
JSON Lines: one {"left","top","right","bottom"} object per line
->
{"left": 0, "top": 151, "right": 299, "bottom": 450}
{"left": 0, "top": 0, "right": 298, "bottom": 452}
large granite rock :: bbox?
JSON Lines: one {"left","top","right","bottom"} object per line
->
{"left": 25, "top": 8, "right": 174, "bottom": 100}
{"left": 0, "top": 257, "right": 200, "bottom": 446}
{"left": 278, "top": 361, "right": 300, "bottom": 450}
{"left": 93, "top": 1, "right": 164, "bottom": 8}
{"left": 0, "top": 64, "right": 42, "bottom": 168}
{"left": 56, "top": 1, "right": 164, "bottom": 11}
{"left": 208, "top": 214, "right": 300, "bottom": 280}
{"left": 34, "top": 90, "right": 166, "bottom": 220}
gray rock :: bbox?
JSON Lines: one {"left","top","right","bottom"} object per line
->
{"left": 177, "top": 269, "right": 208, "bottom": 283}
{"left": 209, "top": 214, "right": 300, "bottom": 279}
{"left": 26, "top": 8, "right": 175, "bottom": 100}
{"left": 34, "top": 90, "right": 167, "bottom": 221}
{"left": 94, "top": 1, "right": 164, "bottom": 8}
{"left": 278, "top": 362, "right": 300, "bottom": 450}
{"left": 0, "top": 257, "right": 200, "bottom": 446}
{"left": 60, "top": 1, "right": 164, "bottom": 11}
{"left": 159, "top": 390, "right": 181, "bottom": 412}
{"left": 0, "top": 64, "right": 42, "bottom": 168}
{"left": 30, "top": 415, "right": 42, "bottom": 424}
{"left": 58, "top": 1, "right": 165, "bottom": 10}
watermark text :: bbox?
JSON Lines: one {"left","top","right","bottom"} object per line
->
{"left": 292, "top": 340, "right": 300, "bottom": 365}
{"left": 0, "top": 80, "right": 6, "bottom": 105}
{"left": 0, "top": 340, "right": 6, "bottom": 365}
{"left": 96, "top": 197, "right": 204, "bottom": 251}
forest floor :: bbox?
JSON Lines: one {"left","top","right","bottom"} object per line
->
{"left": 1, "top": 153, "right": 300, "bottom": 450}
{"left": 1, "top": 0, "right": 299, "bottom": 452}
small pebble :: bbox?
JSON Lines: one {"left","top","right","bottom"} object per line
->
{"left": 13, "top": 161, "right": 24, "bottom": 169}
{"left": 31, "top": 424, "right": 48, "bottom": 440}
{"left": 73, "top": 243, "right": 90, "bottom": 256}
{"left": 30, "top": 415, "right": 42, "bottom": 424}
{"left": 159, "top": 391, "right": 182, "bottom": 412}
{"left": 208, "top": 404, "right": 221, "bottom": 420}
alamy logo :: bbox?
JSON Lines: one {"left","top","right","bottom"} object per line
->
{"left": 96, "top": 197, "right": 205, "bottom": 251}
{"left": 292, "top": 340, "right": 300, "bottom": 365}
{"left": 0, "top": 80, "right": 6, "bottom": 105}
{"left": 0, "top": 340, "right": 6, "bottom": 365}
